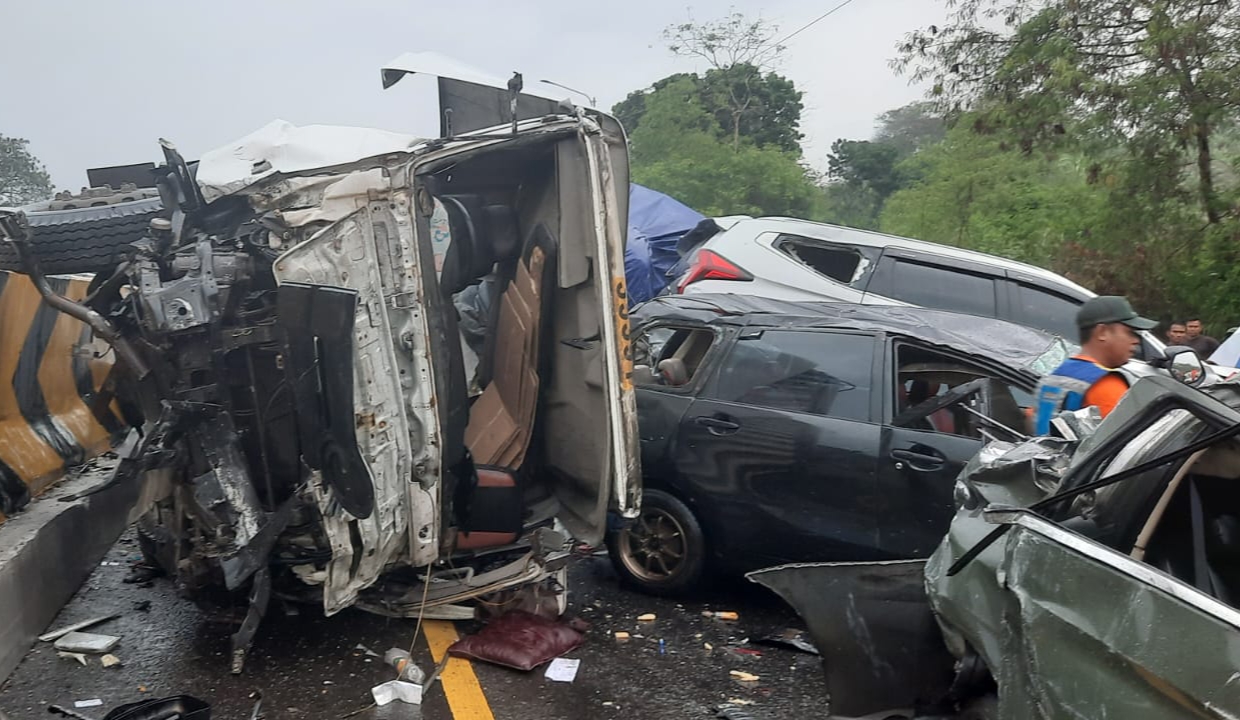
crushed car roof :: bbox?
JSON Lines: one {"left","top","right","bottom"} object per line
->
{"left": 635, "top": 294, "right": 1069, "bottom": 375}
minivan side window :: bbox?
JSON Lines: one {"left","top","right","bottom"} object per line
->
{"left": 709, "top": 330, "right": 874, "bottom": 421}
{"left": 1011, "top": 283, "right": 1080, "bottom": 340}
{"left": 887, "top": 259, "right": 998, "bottom": 318}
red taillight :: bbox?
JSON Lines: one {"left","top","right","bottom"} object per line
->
{"left": 676, "top": 249, "right": 753, "bottom": 293}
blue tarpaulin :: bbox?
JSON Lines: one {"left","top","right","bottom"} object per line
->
{"left": 625, "top": 184, "right": 704, "bottom": 306}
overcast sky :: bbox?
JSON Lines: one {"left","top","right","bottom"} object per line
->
{"left": 3, "top": 0, "right": 948, "bottom": 191}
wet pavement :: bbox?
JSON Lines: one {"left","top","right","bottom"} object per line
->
{"left": 1, "top": 532, "right": 828, "bottom": 719}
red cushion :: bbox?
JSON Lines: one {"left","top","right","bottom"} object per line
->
{"left": 447, "top": 611, "right": 584, "bottom": 671}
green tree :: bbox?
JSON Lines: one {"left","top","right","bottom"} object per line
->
{"left": 819, "top": 103, "right": 946, "bottom": 229}
{"left": 880, "top": 121, "right": 1105, "bottom": 266}
{"left": 664, "top": 12, "right": 801, "bottom": 151}
{"left": 820, "top": 140, "right": 904, "bottom": 230}
{"left": 0, "top": 135, "right": 52, "bottom": 206}
{"left": 627, "top": 77, "right": 818, "bottom": 217}
{"left": 614, "top": 66, "right": 803, "bottom": 153}
{"left": 897, "top": 0, "right": 1240, "bottom": 224}
{"left": 872, "top": 102, "right": 946, "bottom": 157}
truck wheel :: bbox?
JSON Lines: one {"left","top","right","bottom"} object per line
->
{"left": 607, "top": 489, "right": 707, "bottom": 596}
{"left": 0, "top": 197, "right": 165, "bottom": 275}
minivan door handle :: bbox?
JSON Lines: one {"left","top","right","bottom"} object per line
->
{"left": 694, "top": 415, "right": 741, "bottom": 435}
{"left": 891, "top": 448, "right": 945, "bottom": 471}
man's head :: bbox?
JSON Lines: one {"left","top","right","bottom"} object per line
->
{"left": 1167, "top": 322, "right": 1187, "bottom": 344}
{"left": 1076, "top": 295, "right": 1156, "bottom": 368}
{"left": 1187, "top": 318, "right": 1205, "bottom": 338}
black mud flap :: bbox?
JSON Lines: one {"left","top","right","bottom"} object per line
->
{"left": 747, "top": 560, "right": 957, "bottom": 718}
{"left": 277, "top": 283, "right": 374, "bottom": 519}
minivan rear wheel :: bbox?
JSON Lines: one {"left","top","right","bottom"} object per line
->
{"left": 607, "top": 489, "right": 706, "bottom": 596}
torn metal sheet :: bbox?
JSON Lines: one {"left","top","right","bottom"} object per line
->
{"left": 39, "top": 615, "right": 118, "bottom": 643}
{"left": 195, "top": 120, "right": 421, "bottom": 202}
{"left": 989, "top": 512, "right": 1240, "bottom": 719}
{"left": 747, "top": 560, "right": 955, "bottom": 718}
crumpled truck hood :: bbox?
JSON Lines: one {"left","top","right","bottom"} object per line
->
{"left": 195, "top": 120, "right": 424, "bottom": 203}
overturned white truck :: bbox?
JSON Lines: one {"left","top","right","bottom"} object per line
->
{"left": 0, "top": 81, "right": 640, "bottom": 672}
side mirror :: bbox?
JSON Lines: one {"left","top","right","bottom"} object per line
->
{"left": 1165, "top": 346, "right": 1206, "bottom": 386}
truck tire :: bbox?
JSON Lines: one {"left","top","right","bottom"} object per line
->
{"left": 0, "top": 197, "right": 165, "bottom": 275}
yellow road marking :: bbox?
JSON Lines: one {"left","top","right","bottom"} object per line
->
{"left": 423, "top": 620, "right": 495, "bottom": 720}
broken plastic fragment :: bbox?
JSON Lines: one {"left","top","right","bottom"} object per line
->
{"left": 101, "top": 654, "right": 122, "bottom": 668}
{"left": 55, "top": 631, "right": 120, "bottom": 654}
{"left": 39, "top": 615, "right": 118, "bottom": 643}
{"left": 371, "top": 680, "right": 423, "bottom": 706}
{"left": 57, "top": 652, "right": 88, "bottom": 666}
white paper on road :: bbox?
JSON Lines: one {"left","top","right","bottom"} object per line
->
{"left": 74, "top": 699, "right": 104, "bottom": 708}
{"left": 544, "top": 657, "right": 581, "bottom": 682}
{"left": 371, "top": 680, "right": 423, "bottom": 706}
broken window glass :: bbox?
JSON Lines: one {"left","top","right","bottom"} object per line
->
{"left": 776, "top": 234, "right": 866, "bottom": 285}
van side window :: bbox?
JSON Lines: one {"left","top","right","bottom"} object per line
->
{"left": 887, "top": 259, "right": 998, "bottom": 318}
{"left": 1011, "top": 283, "right": 1080, "bottom": 340}
{"left": 775, "top": 235, "right": 873, "bottom": 287}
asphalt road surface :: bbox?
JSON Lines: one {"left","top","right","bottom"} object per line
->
{"left": 1, "top": 531, "right": 829, "bottom": 719}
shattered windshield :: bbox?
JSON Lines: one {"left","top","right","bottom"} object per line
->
{"left": 1029, "top": 337, "right": 1075, "bottom": 376}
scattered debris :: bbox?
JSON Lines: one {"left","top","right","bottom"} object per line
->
{"left": 420, "top": 604, "right": 476, "bottom": 621}
{"left": 123, "top": 565, "right": 159, "bottom": 585}
{"left": 54, "top": 631, "right": 120, "bottom": 654}
{"left": 729, "top": 670, "right": 760, "bottom": 682}
{"left": 637, "top": 613, "right": 656, "bottom": 622}
{"left": 56, "top": 652, "right": 88, "bottom": 666}
{"left": 74, "top": 699, "right": 103, "bottom": 709}
{"left": 101, "top": 654, "right": 122, "bottom": 668}
{"left": 371, "top": 680, "right": 422, "bottom": 706}
{"left": 39, "top": 615, "right": 118, "bottom": 643}
{"left": 716, "top": 702, "right": 760, "bottom": 720}
{"left": 544, "top": 657, "right": 580, "bottom": 683}
{"left": 730, "top": 647, "right": 763, "bottom": 658}
{"left": 424, "top": 653, "right": 452, "bottom": 689}
{"left": 756, "top": 628, "right": 819, "bottom": 656}
{"left": 658, "top": 638, "right": 666, "bottom": 655}
{"left": 703, "top": 611, "right": 739, "bottom": 621}
{"left": 727, "top": 699, "right": 755, "bottom": 706}
{"left": 133, "top": 600, "right": 152, "bottom": 613}
{"left": 353, "top": 643, "right": 380, "bottom": 658}
{"left": 384, "top": 648, "right": 426, "bottom": 684}
{"left": 705, "top": 643, "right": 714, "bottom": 651}
{"left": 614, "top": 632, "right": 631, "bottom": 642}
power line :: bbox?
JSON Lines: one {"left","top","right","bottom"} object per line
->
{"left": 776, "top": 0, "right": 861, "bottom": 45}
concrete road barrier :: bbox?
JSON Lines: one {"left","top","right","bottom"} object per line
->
{"left": 0, "top": 271, "right": 126, "bottom": 521}
{"left": 0, "top": 438, "right": 139, "bottom": 682}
